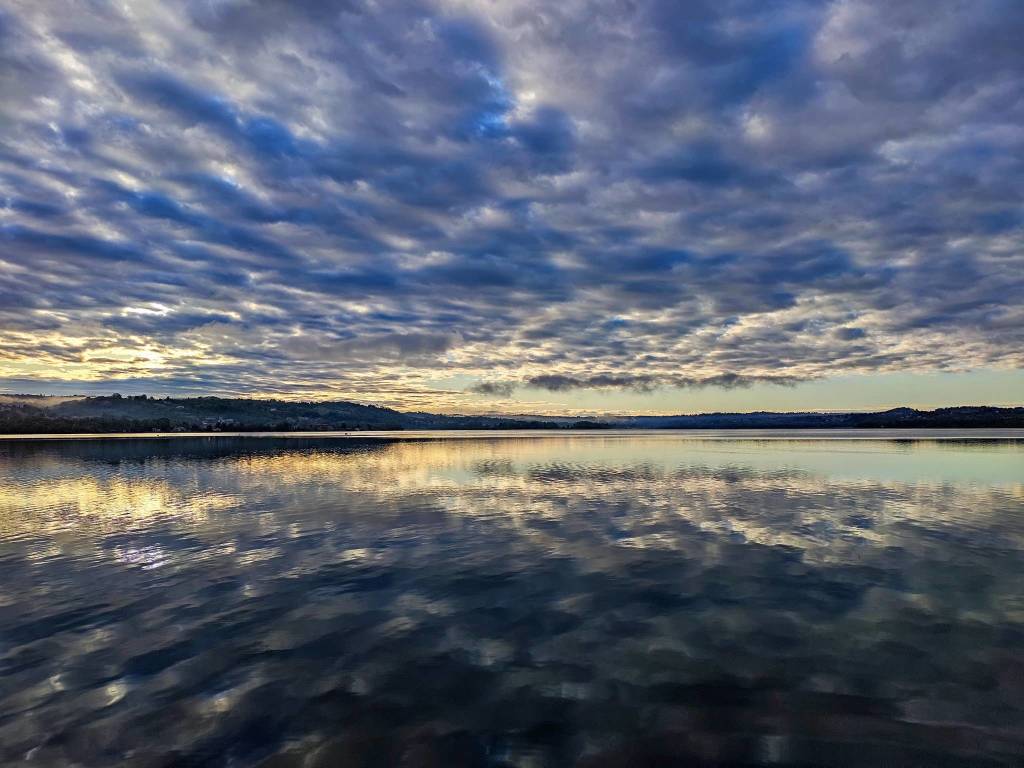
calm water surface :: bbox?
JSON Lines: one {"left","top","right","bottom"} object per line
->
{"left": 1, "top": 433, "right": 1022, "bottom": 766}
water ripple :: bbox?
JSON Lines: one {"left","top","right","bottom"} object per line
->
{"left": 0, "top": 435, "right": 1021, "bottom": 766}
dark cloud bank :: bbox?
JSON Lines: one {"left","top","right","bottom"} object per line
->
{"left": 0, "top": 0, "right": 1021, "bottom": 407}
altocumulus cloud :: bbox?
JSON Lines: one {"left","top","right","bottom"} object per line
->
{"left": 0, "top": 0, "right": 1022, "bottom": 411}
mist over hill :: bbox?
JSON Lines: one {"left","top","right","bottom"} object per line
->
{"left": 0, "top": 395, "right": 1021, "bottom": 434}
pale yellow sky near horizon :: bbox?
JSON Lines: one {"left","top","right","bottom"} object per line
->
{"left": 4, "top": 368, "right": 1021, "bottom": 416}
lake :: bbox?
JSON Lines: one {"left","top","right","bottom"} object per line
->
{"left": 1, "top": 432, "right": 1022, "bottom": 766}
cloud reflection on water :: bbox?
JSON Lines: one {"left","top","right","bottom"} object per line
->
{"left": 0, "top": 435, "right": 1022, "bottom": 766}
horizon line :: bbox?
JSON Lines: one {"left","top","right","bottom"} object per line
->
{"left": 2, "top": 392, "right": 1021, "bottom": 420}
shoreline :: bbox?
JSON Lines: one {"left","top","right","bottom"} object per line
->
{"left": 2, "top": 428, "right": 1024, "bottom": 441}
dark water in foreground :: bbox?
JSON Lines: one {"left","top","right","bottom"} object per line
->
{"left": 0, "top": 434, "right": 1022, "bottom": 767}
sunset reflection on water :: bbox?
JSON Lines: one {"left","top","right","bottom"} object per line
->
{"left": 0, "top": 434, "right": 1022, "bottom": 766}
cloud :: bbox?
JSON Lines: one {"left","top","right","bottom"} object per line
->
{"left": 834, "top": 327, "right": 867, "bottom": 341}
{"left": 469, "top": 381, "right": 516, "bottom": 397}
{"left": 527, "top": 374, "right": 660, "bottom": 392}
{"left": 0, "top": 0, "right": 1021, "bottom": 411}
{"left": 470, "top": 372, "right": 805, "bottom": 395}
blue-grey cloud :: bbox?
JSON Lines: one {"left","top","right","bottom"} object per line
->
{"left": 0, "top": 0, "right": 1021, "bottom": 409}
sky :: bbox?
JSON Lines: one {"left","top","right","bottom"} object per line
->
{"left": 0, "top": 0, "right": 1022, "bottom": 415}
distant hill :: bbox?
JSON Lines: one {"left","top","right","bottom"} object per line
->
{"left": 612, "top": 406, "right": 1024, "bottom": 429}
{"left": 0, "top": 395, "right": 1021, "bottom": 434}
{"left": 0, "top": 394, "right": 563, "bottom": 433}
